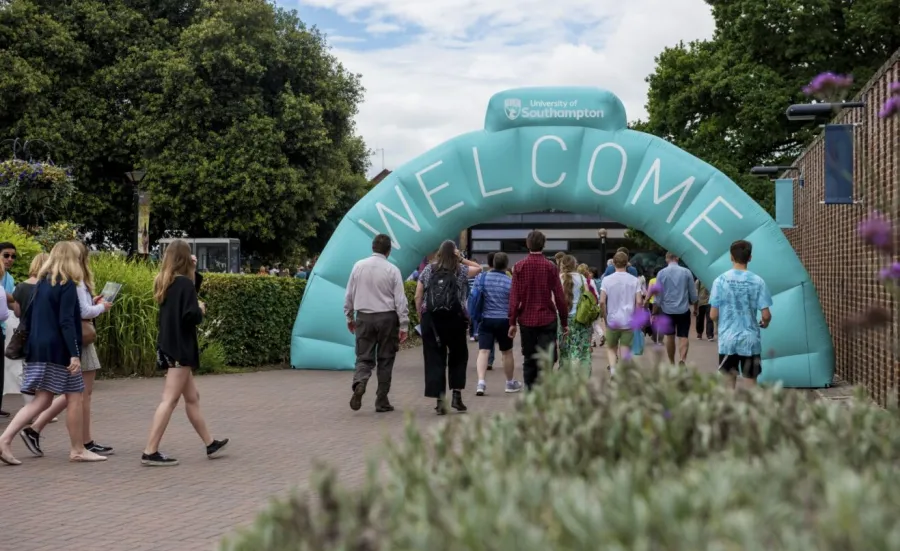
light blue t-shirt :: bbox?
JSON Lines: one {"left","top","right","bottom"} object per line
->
{"left": 1, "top": 271, "right": 14, "bottom": 332}
{"left": 709, "top": 269, "right": 773, "bottom": 357}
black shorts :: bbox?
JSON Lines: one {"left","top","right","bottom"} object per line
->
{"left": 477, "top": 317, "right": 514, "bottom": 352}
{"left": 718, "top": 354, "right": 762, "bottom": 379}
{"left": 663, "top": 311, "right": 692, "bottom": 338}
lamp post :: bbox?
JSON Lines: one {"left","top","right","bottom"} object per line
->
{"left": 125, "top": 170, "right": 147, "bottom": 257}
{"left": 750, "top": 165, "right": 803, "bottom": 187}
{"left": 374, "top": 148, "right": 385, "bottom": 171}
{"left": 785, "top": 101, "right": 865, "bottom": 122}
{"left": 597, "top": 228, "right": 607, "bottom": 266}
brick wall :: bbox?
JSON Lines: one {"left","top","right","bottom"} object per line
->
{"left": 784, "top": 50, "right": 899, "bottom": 405}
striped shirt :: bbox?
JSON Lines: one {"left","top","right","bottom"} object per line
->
{"left": 480, "top": 271, "right": 512, "bottom": 319}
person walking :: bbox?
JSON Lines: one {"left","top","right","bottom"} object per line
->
{"left": 709, "top": 240, "right": 773, "bottom": 388}
{"left": 344, "top": 234, "right": 409, "bottom": 413}
{"left": 653, "top": 252, "right": 698, "bottom": 365}
{"left": 21, "top": 243, "right": 114, "bottom": 458}
{"left": 5, "top": 253, "right": 50, "bottom": 413}
{"left": 415, "top": 240, "right": 481, "bottom": 414}
{"left": 141, "top": 239, "right": 228, "bottom": 466}
{"left": 1, "top": 241, "right": 17, "bottom": 417}
{"left": 508, "top": 231, "right": 568, "bottom": 390}
{"left": 599, "top": 252, "right": 643, "bottom": 376}
{"left": 474, "top": 252, "right": 522, "bottom": 396}
{"left": 694, "top": 278, "right": 714, "bottom": 341}
{"left": 0, "top": 241, "right": 106, "bottom": 465}
{"left": 558, "top": 255, "right": 593, "bottom": 373}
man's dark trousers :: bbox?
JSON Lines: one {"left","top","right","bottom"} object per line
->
{"left": 352, "top": 312, "right": 400, "bottom": 408}
{"left": 519, "top": 321, "right": 558, "bottom": 390}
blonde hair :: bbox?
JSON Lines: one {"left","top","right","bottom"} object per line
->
{"left": 560, "top": 254, "right": 578, "bottom": 311}
{"left": 29, "top": 253, "right": 49, "bottom": 277}
{"left": 74, "top": 241, "right": 94, "bottom": 294}
{"left": 154, "top": 239, "right": 195, "bottom": 304}
{"left": 38, "top": 241, "right": 84, "bottom": 286}
{"left": 577, "top": 263, "right": 591, "bottom": 279}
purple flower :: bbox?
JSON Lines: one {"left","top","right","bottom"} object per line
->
{"left": 646, "top": 283, "right": 663, "bottom": 298}
{"left": 890, "top": 82, "right": 900, "bottom": 96}
{"left": 663, "top": 409, "right": 672, "bottom": 420}
{"left": 629, "top": 308, "right": 651, "bottom": 331}
{"left": 802, "top": 72, "right": 854, "bottom": 101}
{"left": 880, "top": 97, "right": 900, "bottom": 119}
{"left": 621, "top": 349, "right": 633, "bottom": 361}
{"left": 651, "top": 314, "right": 673, "bottom": 335}
{"left": 878, "top": 262, "right": 900, "bottom": 281}
{"left": 858, "top": 211, "right": 894, "bottom": 253}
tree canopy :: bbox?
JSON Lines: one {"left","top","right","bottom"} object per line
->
{"left": 630, "top": 0, "right": 900, "bottom": 248}
{"left": 0, "top": 0, "right": 369, "bottom": 259}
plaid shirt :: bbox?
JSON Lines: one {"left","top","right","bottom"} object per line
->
{"left": 509, "top": 253, "right": 568, "bottom": 329}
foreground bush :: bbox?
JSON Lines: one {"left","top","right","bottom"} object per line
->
{"left": 404, "top": 280, "right": 419, "bottom": 329}
{"left": 221, "top": 358, "right": 900, "bottom": 550}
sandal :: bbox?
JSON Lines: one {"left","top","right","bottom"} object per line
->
{"left": 69, "top": 450, "right": 107, "bottom": 463}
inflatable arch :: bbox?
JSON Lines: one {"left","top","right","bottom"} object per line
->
{"left": 291, "top": 87, "right": 835, "bottom": 388}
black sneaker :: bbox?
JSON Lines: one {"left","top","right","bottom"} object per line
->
{"left": 141, "top": 451, "right": 178, "bottom": 466}
{"left": 85, "top": 441, "right": 114, "bottom": 455}
{"left": 20, "top": 427, "right": 43, "bottom": 457}
{"left": 206, "top": 438, "right": 229, "bottom": 459}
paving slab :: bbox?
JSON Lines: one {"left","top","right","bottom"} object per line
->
{"left": 0, "top": 337, "right": 720, "bottom": 551}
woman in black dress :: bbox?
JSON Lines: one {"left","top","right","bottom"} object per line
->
{"left": 141, "top": 239, "right": 228, "bottom": 466}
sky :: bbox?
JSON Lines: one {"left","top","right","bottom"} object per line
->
{"left": 276, "top": 0, "right": 717, "bottom": 178}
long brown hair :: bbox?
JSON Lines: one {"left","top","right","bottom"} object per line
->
{"left": 433, "top": 240, "right": 460, "bottom": 273}
{"left": 38, "top": 241, "right": 84, "bottom": 286}
{"left": 154, "top": 239, "right": 195, "bottom": 304}
{"left": 560, "top": 254, "right": 578, "bottom": 311}
{"left": 75, "top": 241, "right": 94, "bottom": 294}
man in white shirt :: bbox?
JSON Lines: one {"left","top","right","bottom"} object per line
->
{"left": 600, "top": 252, "right": 643, "bottom": 375}
{"left": 344, "top": 234, "right": 409, "bottom": 413}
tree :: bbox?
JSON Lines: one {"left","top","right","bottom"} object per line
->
{"left": 0, "top": 0, "right": 369, "bottom": 259}
{"left": 636, "top": 0, "right": 900, "bottom": 213}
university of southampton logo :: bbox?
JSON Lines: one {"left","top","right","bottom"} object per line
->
{"left": 504, "top": 98, "right": 521, "bottom": 120}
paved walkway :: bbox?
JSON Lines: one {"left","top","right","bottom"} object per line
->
{"left": 0, "top": 338, "right": 719, "bottom": 551}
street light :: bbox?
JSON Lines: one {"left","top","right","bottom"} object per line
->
{"left": 750, "top": 165, "right": 803, "bottom": 187}
{"left": 597, "top": 228, "right": 607, "bottom": 266}
{"left": 785, "top": 101, "right": 865, "bottom": 122}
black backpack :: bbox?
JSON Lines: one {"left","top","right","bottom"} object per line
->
{"left": 426, "top": 267, "right": 463, "bottom": 314}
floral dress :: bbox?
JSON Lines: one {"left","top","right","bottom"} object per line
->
{"left": 558, "top": 273, "right": 593, "bottom": 374}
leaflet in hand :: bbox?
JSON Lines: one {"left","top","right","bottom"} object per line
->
{"left": 101, "top": 281, "right": 123, "bottom": 303}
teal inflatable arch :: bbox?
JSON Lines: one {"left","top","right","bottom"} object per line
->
{"left": 291, "top": 87, "right": 834, "bottom": 387}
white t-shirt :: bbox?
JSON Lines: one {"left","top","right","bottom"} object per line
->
{"left": 600, "top": 271, "right": 642, "bottom": 330}
{"left": 560, "top": 272, "right": 585, "bottom": 317}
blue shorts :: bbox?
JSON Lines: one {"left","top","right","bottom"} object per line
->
{"left": 477, "top": 317, "right": 513, "bottom": 352}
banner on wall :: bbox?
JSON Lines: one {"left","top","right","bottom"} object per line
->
{"left": 137, "top": 189, "right": 151, "bottom": 255}
{"left": 824, "top": 124, "right": 854, "bottom": 205}
{"left": 775, "top": 179, "right": 794, "bottom": 228}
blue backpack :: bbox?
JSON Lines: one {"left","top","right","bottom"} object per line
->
{"left": 467, "top": 273, "right": 486, "bottom": 323}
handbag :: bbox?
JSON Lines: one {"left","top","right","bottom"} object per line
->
{"left": 5, "top": 285, "right": 37, "bottom": 360}
{"left": 632, "top": 329, "right": 645, "bottom": 356}
{"left": 82, "top": 319, "right": 97, "bottom": 346}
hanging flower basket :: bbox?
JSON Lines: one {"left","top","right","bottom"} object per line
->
{"left": 0, "top": 158, "right": 74, "bottom": 190}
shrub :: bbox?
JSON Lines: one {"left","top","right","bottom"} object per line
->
{"left": 31, "top": 221, "right": 81, "bottom": 251}
{"left": 90, "top": 253, "right": 159, "bottom": 376}
{"left": 0, "top": 220, "right": 43, "bottom": 282}
{"left": 200, "top": 274, "right": 306, "bottom": 366}
{"left": 221, "top": 355, "right": 900, "bottom": 551}
{"left": 404, "top": 280, "right": 419, "bottom": 329}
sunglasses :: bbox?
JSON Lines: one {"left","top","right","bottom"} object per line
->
{"left": 1, "top": 253, "right": 15, "bottom": 260}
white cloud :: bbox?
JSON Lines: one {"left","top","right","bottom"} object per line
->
{"left": 302, "top": 0, "right": 716, "bottom": 176}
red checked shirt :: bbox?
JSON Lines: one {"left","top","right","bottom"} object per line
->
{"left": 509, "top": 253, "right": 569, "bottom": 329}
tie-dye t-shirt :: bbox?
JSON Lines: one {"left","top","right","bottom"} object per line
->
{"left": 709, "top": 269, "right": 773, "bottom": 357}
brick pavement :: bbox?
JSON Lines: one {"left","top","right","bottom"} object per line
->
{"left": 0, "top": 338, "right": 719, "bottom": 551}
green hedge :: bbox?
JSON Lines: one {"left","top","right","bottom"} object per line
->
{"left": 221, "top": 353, "right": 900, "bottom": 550}
{"left": 0, "top": 220, "right": 43, "bottom": 282}
{"left": 90, "top": 254, "right": 307, "bottom": 376}
{"left": 200, "top": 274, "right": 306, "bottom": 367}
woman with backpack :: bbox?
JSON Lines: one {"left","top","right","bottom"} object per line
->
{"left": 558, "top": 255, "right": 594, "bottom": 373}
{"left": 414, "top": 240, "right": 481, "bottom": 415}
